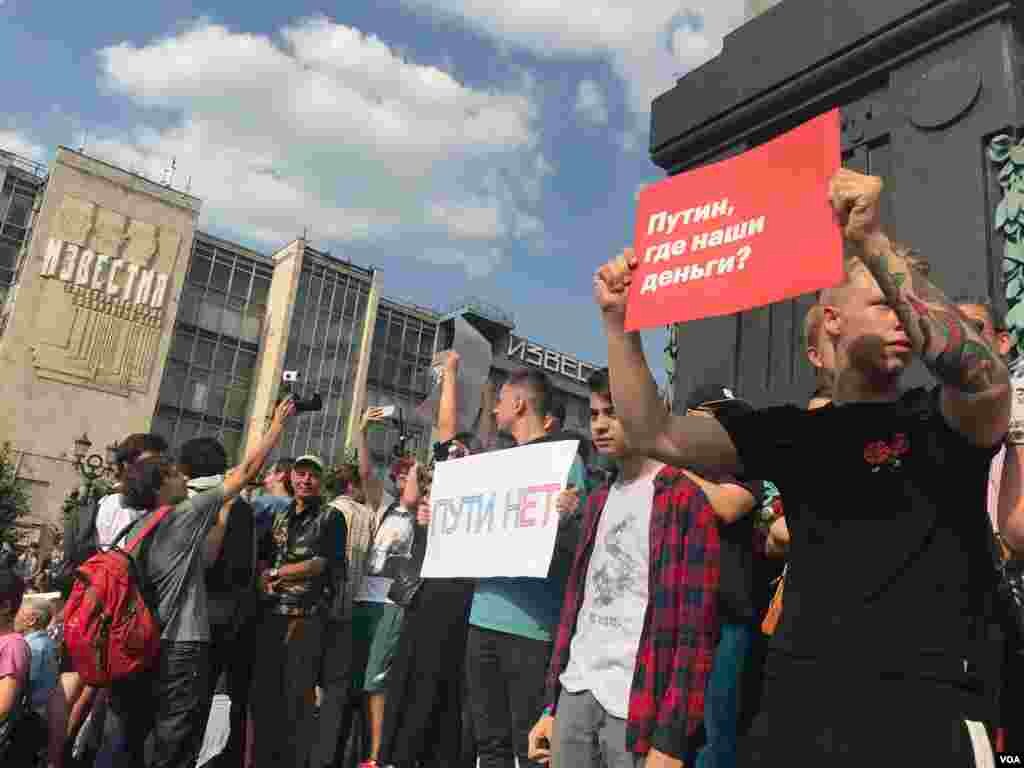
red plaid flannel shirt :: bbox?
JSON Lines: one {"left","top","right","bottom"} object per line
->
{"left": 543, "top": 465, "right": 720, "bottom": 759}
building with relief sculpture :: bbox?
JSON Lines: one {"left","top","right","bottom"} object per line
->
{"left": 0, "top": 146, "right": 201, "bottom": 536}
{"left": 0, "top": 143, "right": 602, "bottom": 530}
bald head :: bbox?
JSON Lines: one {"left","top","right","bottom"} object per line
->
{"left": 820, "top": 257, "right": 870, "bottom": 309}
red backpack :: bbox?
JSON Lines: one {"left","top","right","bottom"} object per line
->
{"left": 62, "top": 505, "right": 173, "bottom": 687}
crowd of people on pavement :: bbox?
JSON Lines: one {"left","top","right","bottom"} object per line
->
{"left": 0, "top": 168, "right": 1021, "bottom": 768}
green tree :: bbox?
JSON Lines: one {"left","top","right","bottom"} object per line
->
{"left": 0, "top": 443, "right": 30, "bottom": 546}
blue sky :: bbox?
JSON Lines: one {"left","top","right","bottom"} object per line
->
{"left": 0, "top": 0, "right": 748, "bottom": 386}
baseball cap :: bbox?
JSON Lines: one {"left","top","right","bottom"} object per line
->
{"left": 293, "top": 454, "right": 324, "bottom": 474}
{"left": 685, "top": 383, "right": 752, "bottom": 415}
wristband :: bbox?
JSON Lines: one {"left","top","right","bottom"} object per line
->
{"left": 541, "top": 705, "right": 553, "bottom": 717}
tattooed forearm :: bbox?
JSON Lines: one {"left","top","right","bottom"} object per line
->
{"left": 859, "top": 235, "right": 1008, "bottom": 395}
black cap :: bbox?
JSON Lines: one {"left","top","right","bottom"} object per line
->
{"left": 685, "top": 384, "right": 752, "bottom": 415}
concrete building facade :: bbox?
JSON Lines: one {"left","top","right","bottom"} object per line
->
{"left": 0, "top": 146, "right": 201, "bottom": 530}
{"left": 0, "top": 143, "right": 603, "bottom": 527}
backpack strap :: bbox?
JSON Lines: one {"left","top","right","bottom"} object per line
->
{"left": 110, "top": 517, "right": 141, "bottom": 550}
{"left": 123, "top": 505, "right": 175, "bottom": 554}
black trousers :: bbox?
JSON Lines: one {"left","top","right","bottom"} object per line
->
{"left": 110, "top": 641, "right": 211, "bottom": 768}
{"left": 999, "top": 645, "right": 1024, "bottom": 752}
{"left": 250, "top": 613, "right": 323, "bottom": 768}
{"left": 204, "top": 621, "right": 254, "bottom": 768}
{"left": 379, "top": 579, "right": 474, "bottom": 768}
{"left": 465, "top": 627, "right": 551, "bottom": 768}
{"left": 738, "top": 651, "right": 994, "bottom": 767}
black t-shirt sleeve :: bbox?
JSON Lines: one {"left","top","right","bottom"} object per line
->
{"left": 317, "top": 508, "right": 344, "bottom": 562}
{"left": 714, "top": 405, "right": 805, "bottom": 484}
{"left": 257, "top": 526, "right": 272, "bottom": 564}
{"left": 434, "top": 440, "right": 453, "bottom": 463}
{"left": 918, "top": 386, "right": 1003, "bottom": 466}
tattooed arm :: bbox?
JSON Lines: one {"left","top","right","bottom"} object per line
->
{"left": 830, "top": 169, "right": 1010, "bottom": 447}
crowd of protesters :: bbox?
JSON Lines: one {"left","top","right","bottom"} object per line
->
{"left": 0, "top": 168, "right": 1021, "bottom": 767}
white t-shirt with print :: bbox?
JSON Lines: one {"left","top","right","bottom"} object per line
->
{"left": 559, "top": 465, "right": 659, "bottom": 718}
{"left": 354, "top": 502, "right": 416, "bottom": 605}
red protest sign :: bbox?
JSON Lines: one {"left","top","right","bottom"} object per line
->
{"left": 625, "top": 109, "right": 843, "bottom": 331}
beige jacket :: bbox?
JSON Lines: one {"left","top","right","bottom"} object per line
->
{"left": 329, "top": 492, "right": 391, "bottom": 621}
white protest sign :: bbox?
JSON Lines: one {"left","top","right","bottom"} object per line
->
{"left": 421, "top": 440, "right": 580, "bottom": 578}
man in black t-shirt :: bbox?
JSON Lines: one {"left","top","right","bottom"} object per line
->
{"left": 594, "top": 169, "right": 1011, "bottom": 766}
{"left": 682, "top": 385, "right": 763, "bottom": 768}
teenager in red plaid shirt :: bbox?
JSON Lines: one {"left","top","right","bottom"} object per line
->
{"left": 526, "top": 368, "right": 728, "bottom": 768}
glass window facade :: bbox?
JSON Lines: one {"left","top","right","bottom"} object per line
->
{"left": 0, "top": 170, "right": 42, "bottom": 302}
{"left": 364, "top": 301, "right": 438, "bottom": 464}
{"left": 153, "top": 234, "right": 271, "bottom": 462}
{"left": 276, "top": 254, "right": 373, "bottom": 464}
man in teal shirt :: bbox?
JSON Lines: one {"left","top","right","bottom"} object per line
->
{"left": 468, "top": 369, "right": 585, "bottom": 768}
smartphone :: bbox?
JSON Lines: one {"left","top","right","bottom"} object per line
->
{"left": 378, "top": 405, "right": 396, "bottom": 418}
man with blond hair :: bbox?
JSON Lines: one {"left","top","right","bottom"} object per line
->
{"left": 594, "top": 168, "right": 1016, "bottom": 765}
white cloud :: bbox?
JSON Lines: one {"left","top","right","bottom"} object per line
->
{"left": 618, "top": 128, "right": 645, "bottom": 154}
{"left": 87, "top": 16, "right": 549, "bottom": 277}
{"left": 574, "top": 79, "right": 609, "bottom": 126}
{"left": 0, "top": 130, "right": 46, "bottom": 162}
{"left": 400, "top": 1, "right": 747, "bottom": 118}
{"left": 420, "top": 245, "right": 502, "bottom": 278}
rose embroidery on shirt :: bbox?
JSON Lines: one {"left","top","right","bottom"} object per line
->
{"left": 863, "top": 433, "right": 910, "bottom": 472}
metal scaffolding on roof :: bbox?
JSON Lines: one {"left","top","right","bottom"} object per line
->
{"left": 441, "top": 297, "right": 515, "bottom": 328}
{"left": 0, "top": 148, "right": 47, "bottom": 180}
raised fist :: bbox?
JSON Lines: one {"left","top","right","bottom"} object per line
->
{"left": 594, "top": 248, "right": 637, "bottom": 322}
{"left": 829, "top": 169, "right": 883, "bottom": 243}
{"left": 555, "top": 486, "right": 580, "bottom": 519}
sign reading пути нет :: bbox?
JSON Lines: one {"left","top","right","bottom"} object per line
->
{"left": 506, "top": 335, "right": 596, "bottom": 384}
{"left": 625, "top": 109, "right": 844, "bottom": 331}
{"left": 39, "top": 238, "right": 170, "bottom": 309}
{"left": 421, "top": 440, "right": 579, "bottom": 579}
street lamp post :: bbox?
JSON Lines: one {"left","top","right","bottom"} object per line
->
{"left": 72, "top": 434, "right": 118, "bottom": 483}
